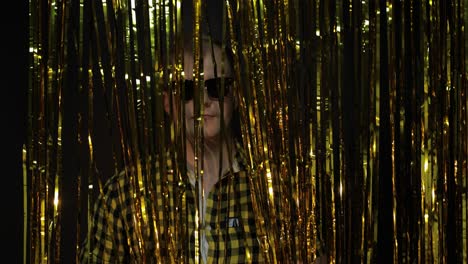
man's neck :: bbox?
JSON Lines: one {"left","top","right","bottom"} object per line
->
{"left": 185, "top": 136, "right": 236, "bottom": 193}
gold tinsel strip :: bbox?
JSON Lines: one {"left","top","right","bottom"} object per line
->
{"left": 25, "top": 0, "right": 467, "bottom": 263}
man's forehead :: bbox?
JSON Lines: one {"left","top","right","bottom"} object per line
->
{"left": 183, "top": 48, "right": 233, "bottom": 79}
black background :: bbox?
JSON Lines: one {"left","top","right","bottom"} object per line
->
{"left": 4, "top": 1, "right": 28, "bottom": 263}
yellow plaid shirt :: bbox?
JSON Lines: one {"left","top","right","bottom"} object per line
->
{"left": 79, "top": 146, "right": 264, "bottom": 263}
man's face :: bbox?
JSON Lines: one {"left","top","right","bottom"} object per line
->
{"left": 177, "top": 44, "right": 235, "bottom": 143}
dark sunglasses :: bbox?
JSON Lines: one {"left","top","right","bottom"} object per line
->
{"left": 183, "top": 77, "right": 234, "bottom": 101}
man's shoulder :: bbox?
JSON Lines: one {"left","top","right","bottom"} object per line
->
{"left": 101, "top": 155, "right": 176, "bottom": 193}
{"left": 234, "top": 141, "right": 250, "bottom": 169}
{"left": 100, "top": 169, "right": 132, "bottom": 198}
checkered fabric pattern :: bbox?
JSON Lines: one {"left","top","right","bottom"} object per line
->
{"left": 79, "top": 145, "right": 263, "bottom": 263}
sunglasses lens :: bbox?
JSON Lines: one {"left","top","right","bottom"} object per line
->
{"left": 205, "top": 79, "right": 219, "bottom": 98}
{"left": 184, "top": 80, "right": 194, "bottom": 101}
{"left": 183, "top": 78, "right": 233, "bottom": 101}
{"left": 206, "top": 78, "right": 233, "bottom": 99}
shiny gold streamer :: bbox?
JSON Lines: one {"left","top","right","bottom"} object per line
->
{"left": 26, "top": 0, "right": 467, "bottom": 263}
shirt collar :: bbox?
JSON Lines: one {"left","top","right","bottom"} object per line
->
{"left": 186, "top": 144, "right": 243, "bottom": 187}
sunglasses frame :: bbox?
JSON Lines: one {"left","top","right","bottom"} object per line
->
{"left": 183, "top": 77, "right": 234, "bottom": 101}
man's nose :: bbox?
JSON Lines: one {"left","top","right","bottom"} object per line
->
{"left": 203, "top": 88, "right": 213, "bottom": 107}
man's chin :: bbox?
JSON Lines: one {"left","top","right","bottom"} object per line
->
{"left": 184, "top": 127, "right": 223, "bottom": 142}
{"left": 202, "top": 129, "right": 222, "bottom": 142}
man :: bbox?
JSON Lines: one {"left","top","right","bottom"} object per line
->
{"left": 79, "top": 36, "right": 263, "bottom": 263}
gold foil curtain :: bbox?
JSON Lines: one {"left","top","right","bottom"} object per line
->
{"left": 25, "top": 0, "right": 467, "bottom": 263}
